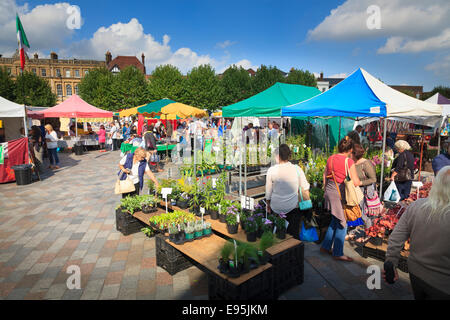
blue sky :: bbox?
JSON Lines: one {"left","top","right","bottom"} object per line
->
{"left": 2, "top": 0, "right": 450, "bottom": 91}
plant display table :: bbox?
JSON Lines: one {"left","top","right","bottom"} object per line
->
{"left": 120, "top": 142, "right": 176, "bottom": 155}
{"left": 116, "top": 207, "right": 166, "bottom": 235}
{"left": 362, "top": 240, "right": 409, "bottom": 273}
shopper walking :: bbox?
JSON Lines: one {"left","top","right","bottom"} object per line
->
{"left": 390, "top": 140, "right": 415, "bottom": 201}
{"left": 118, "top": 147, "right": 159, "bottom": 198}
{"left": 385, "top": 166, "right": 450, "bottom": 300}
{"left": 44, "top": 124, "right": 60, "bottom": 169}
{"left": 98, "top": 125, "right": 106, "bottom": 150}
{"left": 265, "top": 144, "right": 310, "bottom": 240}
{"left": 320, "top": 136, "right": 361, "bottom": 261}
{"left": 29, "top": 126, "right": 44, "bottom": 173}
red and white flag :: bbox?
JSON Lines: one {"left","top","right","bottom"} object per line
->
{"left": 16, "top": 14, "right": 30, "bottom": 71}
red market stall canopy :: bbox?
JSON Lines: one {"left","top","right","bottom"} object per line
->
{"left": 37, "top": 95, "right": 113, "bottom": 118}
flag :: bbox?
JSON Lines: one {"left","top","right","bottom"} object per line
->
{"left": 16, "top": 14, "right": 30, "bottom": 71}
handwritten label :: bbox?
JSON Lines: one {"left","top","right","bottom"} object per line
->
{"left": 161, "top": 188, "right": 172, "bottom": 199}
{"left": 240, "top": 196, "right": 254, "bottom": 211}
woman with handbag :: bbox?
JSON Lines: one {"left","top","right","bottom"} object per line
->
{"left": 320, "top": 137, "right": 362, "bottom": 262}
{"left": 265, "top": 144, "right": 310, "bottom": 240}
{"left": 118, "top": 147, "right": 159, "bottom": 198}
{"left": 391, "top": 140, "right": 415, "bottom": 201}
{"left": 348, "top": 143, "right": 380, "bottom": 241}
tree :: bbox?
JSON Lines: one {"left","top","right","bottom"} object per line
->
{"left": 398, "top": 89, "right": 416, "bottom": 97}
{"left": 252, "top": 65, "right": 285, "bottom": 94}
{"left": 110, "top": 66, "right": 149, "bottom": 110}
{"left": 421, "top": 86, "right": 450, "bottom": 101}
{"left": 285, "top": 68, "right": 317, "bottom": 87}
{"left": 0, "top": 67, "right": 16, "bottom": 101}
{"left": 14, "top": 71, "right": 56, "bottom": 107}
{"left": 79, "top": 67, "right": 116, "bottom": 110}
{"left": 147, "top": 65, "right": 185, "bottom": 101}
{"left": 182, "top": 64, "right": 224, "bottom": 111}
{"left": 219, "top": 65, "right": 253, "bottom": 106}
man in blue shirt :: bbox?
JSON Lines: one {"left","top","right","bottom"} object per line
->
{"left": 432, "top": 142, "right": 450, "bottom": 175}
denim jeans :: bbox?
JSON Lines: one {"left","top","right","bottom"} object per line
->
{"left": 321, "top": 215, "right": 347, "bottom": 257}
{"left": 395, "top": 180, "right": 412, "bottom": 201}
{"left": 48, "top": 148, "right": 59, "bottom": 166}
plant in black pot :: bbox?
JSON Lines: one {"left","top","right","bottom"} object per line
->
{"left": 262, "top": 216, "right": 274, "bottom": 235}
{"left": 204, "top": 196, "right": 218, "bottom": 220}
{"left": 176, "top": 223, "right": 186, "bottom": 244}
{"left": 177, "top": 192, "right": 190, "bottom": 209}
{"left": 119, "top": 196, "right": 142, "bottom": 215}
{"left": 168, "top": 224, "right": 179, "bottom": 243}
{"left": 226, "top": 213, "right": 239, "bottom": 234}
{"left": 258, "top": 231, "right": 274, "bottom": 265}
{"left": 274, "top": 215, "right": 287, "bottom": 240}
{"left": 244, "top": 218, "right": 258, "bottom": 242}
{"left": 141, "top": 195, "right": 158, "bottom": 214}
{"left": 189, "top": 186, "right": 202, "bottom": 215}
{"left": 218, "top": 242, "right": 233, "bottom": 274}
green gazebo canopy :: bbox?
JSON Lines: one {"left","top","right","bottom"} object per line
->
{"left": 222, "top": 82, "right": 321, "bottom": 117}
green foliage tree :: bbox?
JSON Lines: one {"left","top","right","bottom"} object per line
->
{"left": 421, "top": 86, "right": 450, "bottom": 101}
{"left": 182, "top": 64, "right": 224, "bottom": 111}
{"left": 147, "top": 65, "right": 185, "bottom": 101}
{"left": 14, "top": 71, "right": 56, "bottom": 107}
{"left": 110, "top": 66, "right": 149, "bottom": 110}
{"left": 285, "top": 68, "right": 317, "bottom": 87}
{"left": 79, "top": 67, "right": 115, "bottom": 110}
{"left": 0, "top": 67, "right": 16, "bottom": 101}
{"left": 219, "top": 65, "right": 253, "bottom": 105}
{"left": 252, "top": 65, "right": 285, "bottom": 94}
{"left": 398, "top": 89, "right": 416, "bottom": 97}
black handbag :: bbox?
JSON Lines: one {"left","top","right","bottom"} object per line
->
{"left": 395, "top": 154, "right": 413, "bottom": 182}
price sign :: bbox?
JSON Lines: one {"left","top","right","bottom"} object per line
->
{"left": 273, "top": 226, "right": 277, "bottom": 234}
{"left": 212, "top": 178, "right": 217, "bottom": 188}
{"left": 237, "top": 214, "right": 240, "bottom": 223}
{"left": 161, "top": 188, "right": 172, "bottom": 199}
{"left": 240, "top": 196, "right": 254, "bottom": 211}
{"left": 285, "top": 220, "right": 289, "bottom": 229}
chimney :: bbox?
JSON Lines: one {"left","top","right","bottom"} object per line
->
{"left": 141, "top": 53, "right": 146, "bottom": 74}
{"left": 34, "top": 53, "right": 38, "bottom": 60}
{"left": 50, "top": 52, "right": 58, "bottom": 60}
{"left": 105, "top": 51, "right": 112, "bottom": 66}
{"left": 320, "top": 72, "right": 324, "bottom": 80}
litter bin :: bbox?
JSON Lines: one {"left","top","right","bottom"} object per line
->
{"left": 74, "top": 141, "right": 83, "bottom": 155}
{"left": 11, "top": 164, "right": 33, "bottom": 186}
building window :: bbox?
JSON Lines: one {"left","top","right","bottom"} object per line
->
{"left": 57, "top": 84, "right": 63, "bottom": 97}
{"left": 84, "top": 70, "right": 89, "bottom": 76}
{"left": 41, "top": 69, "right": 46, "bottom": 77}
{"left": 75, "top": 70, "right": 80, "bottom": 78}
{"left": 75, "top": 85, "right": 79, "bottom": 95}
{"left": 56, "top": 69, "right": 61, "bottom": 77}
{"left": 66, "top": 84, "right": 72, "bottom": 96}
{"left": 32, "top": 68, "right": 36, "bottom": 75}
{"left": 66, "top": 70, "right": 71, "bottom": 78}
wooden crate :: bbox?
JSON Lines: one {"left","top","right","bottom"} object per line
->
{"left": 362, "top": 240, "right": 409, "bottom": 273}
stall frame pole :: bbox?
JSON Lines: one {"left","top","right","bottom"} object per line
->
{"left": 379, "top": 118, "right": 387, "bottom": 196}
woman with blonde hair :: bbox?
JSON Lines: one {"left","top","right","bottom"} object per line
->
{"left": 391, "top": 140, "right": 415, "bottom": 200}
{"left": 45, "top": 124, "right": 60, "bottom": 169}
{"left": 118, "top": 147, "right": 159, "bottom": 198}
{"left": 385, "top": 166, "right": 450, "bottom": 299}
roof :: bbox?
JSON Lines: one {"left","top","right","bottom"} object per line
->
{"left": 222, "top": 82, "right": 321, "bottom": 117}
{"left": 389, "top": 85, "right": 423, "bottom": 93}
{"left": 320, "top": 78, "right": 344, "bottom": 86}
{"left": 107, "top": 56, "right": 145, "bottom": 74}
{"left": 0, "top": 96, "right": 25, "bottom": 118}
{"left": 37, "top": 95, "right": 113, "bottom": 118}
{"left": 282, "top": 68, "right": 442, "bottom": 120}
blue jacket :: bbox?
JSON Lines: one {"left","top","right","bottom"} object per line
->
{"left": 432, "top": 153, "right": 450, "bottom": 175}
{"left": 118, "top": 153, "right": 147, "bottom": 190}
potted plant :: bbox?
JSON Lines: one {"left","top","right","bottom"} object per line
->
{"left": 194, "top": 221, "right": 204, "bottom": 238}
{"left": 274, "top": 216, "right": 287, "bottom": 239}
{"left": 177, "top": 192, "right": 190, "bottom": 209}
{"left": 203, "top": 222, "right": 212, "bottom": 236}
{"left": 218, "top": 242, "right": 233, "bottom": 274}
{"left": 168, "top": 225, "right": 179, "bottom": 243}
{"left": 119, "top": 196, "right": 142, "bottom": 215}
{"left": 258, "top": 231, "right": 274, "bottom": 265}
{"left": 141, "top": 195, "right": 158, "bottom": 214}
{"left": 141, "top": 227, "right": 154, "bottom": 238}
{"left": 184, "top": 223, "right": 195, "bottom": 242}
{"left": 177, "top": 224, "right": 186, "bottom": 244}
{"left": 226, "top": 213, "right": 239, "bottom": 234}
{"left": 262, "top": 217, "right": 274, "bottom": 235}
{"left": 244, "top": 219, "right": 258, "bottom": 242}
{"left": 147, "top": 179, "right": 156, "bottom": 195}
{"left": 204, "top": 196, "right": 217, "bottom": 219}
{"left": 218, "top": 200, "right": 229, "bottom": 223}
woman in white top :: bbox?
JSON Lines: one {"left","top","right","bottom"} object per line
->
{"left": 266, "top": 144, "right": 310, "bottom": 239}
{"left": 118, "top": 148, "right": 159, "bottom": 198}
{"left": 45, "top": 124, "right": 60, "bottom": 169}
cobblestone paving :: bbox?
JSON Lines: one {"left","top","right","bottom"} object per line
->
{"left": 0, "top": 150, "right": 413, "bottom": 300}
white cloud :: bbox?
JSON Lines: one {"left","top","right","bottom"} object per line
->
{"left": 426, "top": 55, "right": 450, "bottom": 81}
{"left": 0, "top": 1, "right": 76, "bottom": 56}
{"left": 215, "top": 40, "right": 236, "bottom": 49}
{"left": 218, "top": 59, "right": 258, "bottom": 74}
{"left": 308, "top": 0, "right": 450, "bottom": 54}
{"left": 329, "top": 73, "right": 347, "bottom": 78}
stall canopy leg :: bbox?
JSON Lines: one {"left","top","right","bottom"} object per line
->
{"left": 379, "top": 118, "right": 387, "bottom": 196}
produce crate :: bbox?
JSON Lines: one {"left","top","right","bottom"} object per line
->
{"left": 115, "top": 208, "right": 147, "bottom": 236}
{"left": 362, "top": 241, "right": 409, "bottom": 273}
{"left": 155, "top": 234, "right": 193, "bottom": 275}
{"left": 207, "top": 264, "right": 274, "bottom": 300}
{"left": 266, "top": 239, "right": 304, "bottom": 298}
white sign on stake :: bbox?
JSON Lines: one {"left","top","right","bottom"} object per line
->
{"left": 161, "top": 188, "right": 172, "bottom": 213}
{"left": 240, "top": 196, "right": 254, "bottom": 210}
{"left": 212, "top": 178, "right": 217, "bottom": 188}
{"left": 273, "top": 226, "right": 277, "bottom": 234}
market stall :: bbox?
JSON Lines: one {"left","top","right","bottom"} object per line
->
{"left": 0, "top": 96, "right": 28, "bottom": 142}
{"left": 0, "top": 137, "right": 29, "bottom": 183}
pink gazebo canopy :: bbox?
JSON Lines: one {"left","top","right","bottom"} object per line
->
{"left": 37, "top": 95, "right": 113, "bottom": 118}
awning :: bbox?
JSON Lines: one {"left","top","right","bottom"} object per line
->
{"left": 118, "top": 105, "right": 146, "bottom": 117}
{"left": 0, "top": 96, "right": 25, "bottom": 118}
{"left": 137, "top": 99, "right": 176, "bottom": 117}
{"left": 160, "top": 102, "right": 207, "bottom": 119}
{"left": 37, "top": 95, "right": 113, "bottom": 118}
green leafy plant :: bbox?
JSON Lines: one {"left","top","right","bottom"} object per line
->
{"left": 220, "top": 241, "right": 234, "bottom": 262}
{"left": 244, "top": 219, "right": 258, "bottom": 233}
{"left": 148, "top": 210, "right": 196, "bottom": 230}
{"left": 274, "top": 216, "right": 287, "bottom": 231}
{"left": 259, "top": 231, "right": 275, "bottom": 252}
{"left": 226, "top": 213, "right": 238, "bottom": 226}
{"left": 141, "top": 227, "right": 155, "bottom": 237}
{"left": 168, "top": 224, "right": 178, "bottom": 235}
{"left": 119, "top": 196, "right": 142, "bottom": 215}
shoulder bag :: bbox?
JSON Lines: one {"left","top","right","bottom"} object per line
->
{"left": 330, "top": 156, "right": 363, "bottom": 223}
{"left": 395, "top": 152, "right": 413, "bottom": 182}
{"left": 344, "top": 158, "right": 364, "bottom": 206}
{"left": 296, "top": 165, "right": 312, "bottom": 211}
{"left": 114, "top": 170, "right": 136, "bottom": 194}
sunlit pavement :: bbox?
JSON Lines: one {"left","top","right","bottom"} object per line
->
{"left": 0, "top": 150, "right": 413, "bottom": 300}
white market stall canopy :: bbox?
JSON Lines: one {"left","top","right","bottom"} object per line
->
{"left": 0, "top": 96, "right": 25, "bottom": 118}
{"left": 282, "top": 68, "right": 442, "bottom": 124}
{"left": 425, "top": 93, "right": 450, "bottom": 118}
{"left": 0, "top": 96, "right": 27, "bottom": 141}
